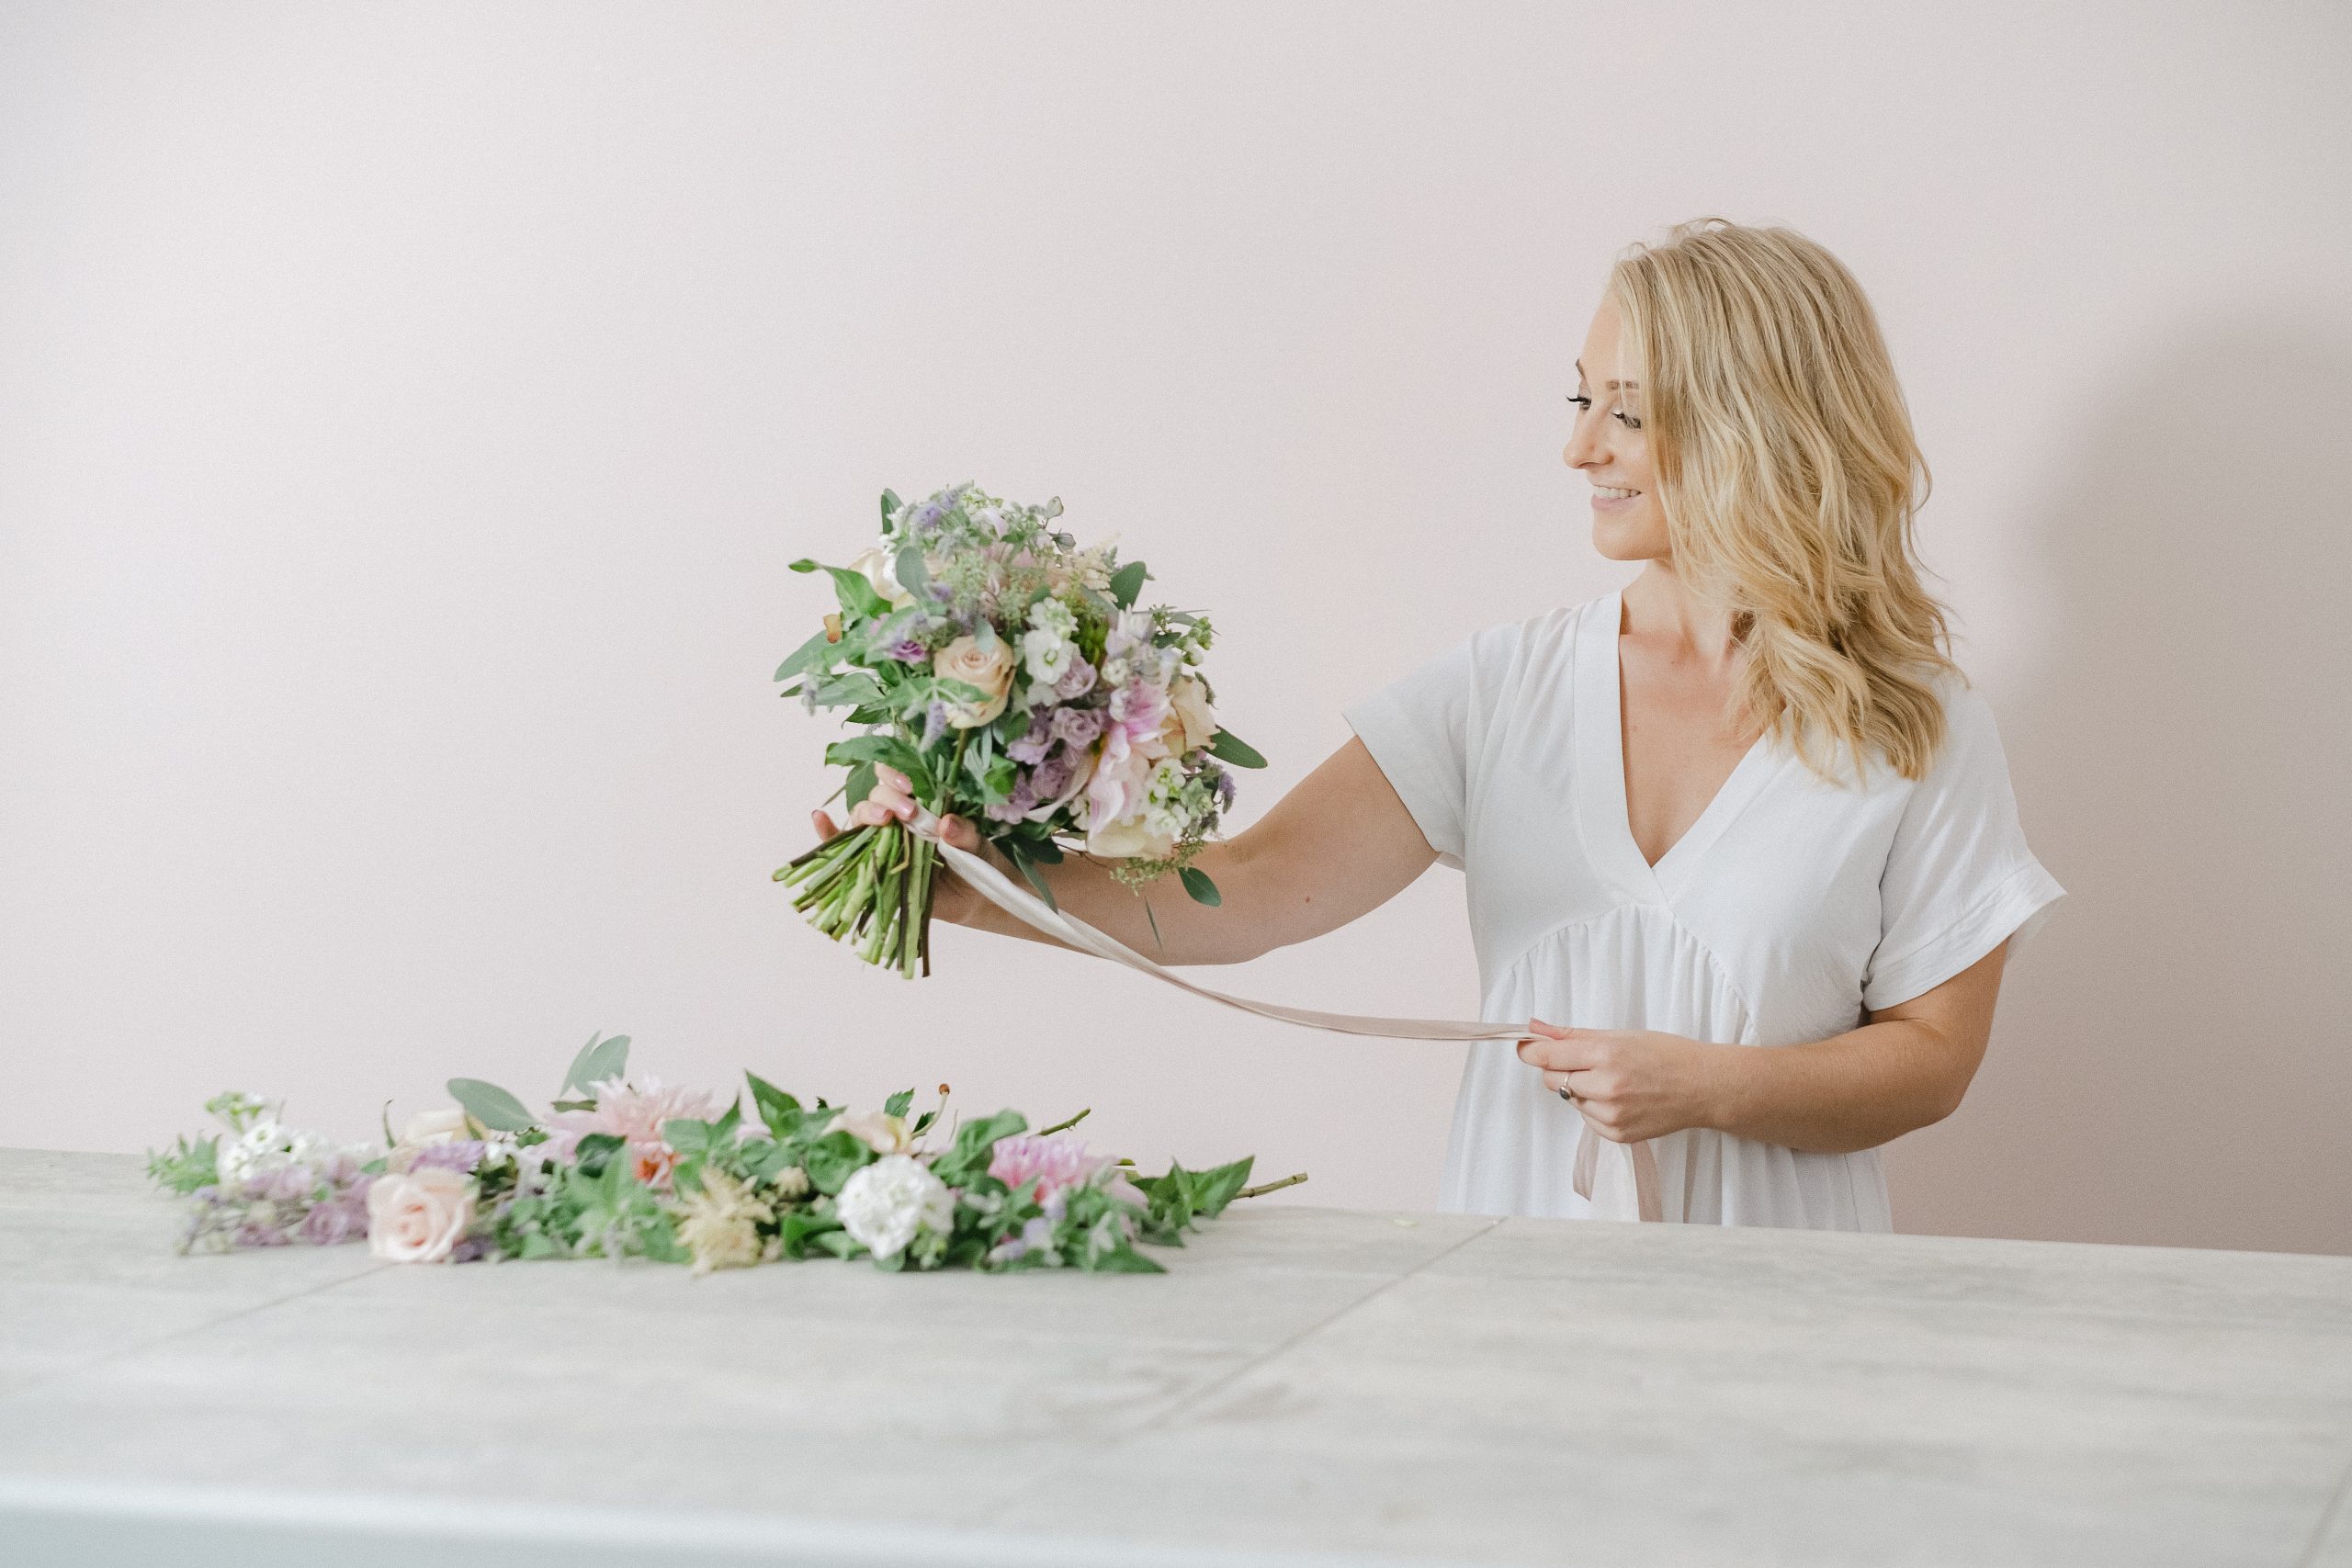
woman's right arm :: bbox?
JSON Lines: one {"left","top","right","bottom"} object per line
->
{"left": 808, "top": 736, "right": 1439, "bottom": 966}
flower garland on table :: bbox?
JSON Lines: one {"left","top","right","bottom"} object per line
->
{"left": 145, "top": 1033, "right": 1304, "bottom": 1275}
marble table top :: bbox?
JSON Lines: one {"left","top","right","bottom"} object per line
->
{"left": 3, "top": 1147, "right": 2349, "bottom": 1567}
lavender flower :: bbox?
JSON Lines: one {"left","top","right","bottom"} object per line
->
{"left": 1050, "top": 705, "right": 1104, "bottom": 748}
{"left": 921, "top": 699, "right": 948, "bottom": 750}
{"left": 1006, "top": 713, "right": 1054, "bottom": 766}
{"left": 883, "top": 637, "right": 929, "bottom": 664}
{"left": 408, "top": 1140, "right": 487, "bottom": 1174}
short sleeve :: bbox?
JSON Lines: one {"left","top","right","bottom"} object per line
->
{"left": 1341, "top": 625, "right": 1514, "bottom": 871}
{"left": 1860, "top": 678, "right": 2067, "bottom": 1010}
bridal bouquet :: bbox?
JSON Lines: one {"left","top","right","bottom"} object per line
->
{"left": 773, "top": 481, "right": 1265, "bottom": 976}
{"left": 146, "top": 1034, "right": 1291, "bottom": 1275}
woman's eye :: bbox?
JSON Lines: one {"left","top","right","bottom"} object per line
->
{"left": 1614, "top": 410, "right": 1643, "bottom": 430}
{"left": 1566, "top": 393, "right": 1592, "bottom": 411}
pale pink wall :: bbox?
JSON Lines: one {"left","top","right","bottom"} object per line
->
{"left": 4, "top": 2, "right": 2346, "bottom": 1252}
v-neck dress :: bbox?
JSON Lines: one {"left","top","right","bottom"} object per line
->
{"left": 1342, "top": 588, "right": 2066, "bottom": 1229}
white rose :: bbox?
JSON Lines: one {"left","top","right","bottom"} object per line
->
{"left": 366, "top": 1168, "right": 477, "bottom": 1264}
{"left": 401, "top": 1107, "right": 470, "bottom": 1146}
{"left": 825, "top": 1110, "right": 912, "bottom": 1156}
{"left": 834, "top": 1154, "right": 955, "bottom": 1262}
{"left": 845, "top": 546, "right": 917, "bottom": 610}
{"left": 932, "top": 635, "right": 1014, "bottom": 728}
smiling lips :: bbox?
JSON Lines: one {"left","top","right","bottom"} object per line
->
{"left": 1592, "top": 485, "right": 1641, "bottom": 503}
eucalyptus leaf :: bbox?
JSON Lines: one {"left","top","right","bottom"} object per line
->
{"left": 560, "top": 1032, "right": 630, "bottom": 1097}
{"left": 1109, "top": 560, "right": 1148, "bottom": 608}
{"left": 1180, "top": 867, "right": 1221, "bottom": 907}
{"left": 447, "top": 1077, "right": 537, "bottom": 1133}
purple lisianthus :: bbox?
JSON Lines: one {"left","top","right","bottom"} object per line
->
{"left": 1053, "top": 655, "right": 1097, "bottom": 701}
{"left": 883, "top": 637, "right": 929, "bottom": 664}
{"left": 1030, "top": 748, "right": 1074, "bottom": 800}
{"left": 1050, "top": 705, "right": 1104, "bottom": 748}
{"left": 1007, "top": 712, "right": 1054, "bottom": 766}
{"left": 409, "top": 1140, "right": 487, "bottom": 1174}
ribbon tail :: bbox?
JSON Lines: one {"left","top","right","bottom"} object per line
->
{"left": 1570, "top": 1124, "right": 1664, "bottom": 1223}
{"left": 1630, "top": 1138, "right": 1663, "bottom": 1223}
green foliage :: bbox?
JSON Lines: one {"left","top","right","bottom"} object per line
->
{"left": 447, "top": 1077, "right": 538, "bottom": 1134}
{"left": 1180, "top": 866, "right": 1221, "bottom": 907}
{"left": 1109, "top": 559, "right": 1149, "bottom": 608}
{"left": 144, "top": 1133, "right": 219, "bottom": 1195}
{"left": 1207, "top": 729, "right": 1267, "bottom": 768}
{"left": 560, "top": 1032, "right": 630, "bottom": 1097}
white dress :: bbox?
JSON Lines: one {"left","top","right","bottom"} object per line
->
{"left": 1342, "top": 588, "right": 2066, "bottom": 1230}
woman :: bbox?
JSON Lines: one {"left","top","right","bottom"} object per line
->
{"left": 812, "top": 218, "right": 2065, "bottom": 1231}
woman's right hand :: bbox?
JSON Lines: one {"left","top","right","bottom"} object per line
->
{"left": 808, "top": 765, "right": 986, "bottom": 923}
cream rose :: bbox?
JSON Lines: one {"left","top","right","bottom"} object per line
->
{"left": 826, "top": 1110, "right": 913, "bottom": 1156}
{"left": 846, "top": 546, "right": 916, "bottom": 610}
{"left": 932, "top": 635, "right": 1014, "bottom": 728}
{"left": 1164, "top": 676, "right": 1217, "bottom": 754}
{"left": 1085, "top": 815, "right": 1179, "bottom": 860}
{"left": 366, "top": 1168, "right": 476, "bottom": 1264}
{"left": 401, "top": 1107, "right": 470, "bottom": 1145}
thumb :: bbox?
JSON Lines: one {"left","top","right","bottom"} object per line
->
{"left": 939, "top": 813, "right": 983, "bottom": 852}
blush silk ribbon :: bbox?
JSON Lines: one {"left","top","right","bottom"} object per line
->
{"left": 905, "top": 809, "right": 1666, "bottom": 1223}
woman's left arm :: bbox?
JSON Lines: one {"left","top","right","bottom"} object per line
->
{"left": 1518, "top": 940, "right": 2011, "bottom": 1156}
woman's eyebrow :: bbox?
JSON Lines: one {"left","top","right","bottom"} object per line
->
{"left": 1573, "top": 358, "right": 1639, "bottom": 389}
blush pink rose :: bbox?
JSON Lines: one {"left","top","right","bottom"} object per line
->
{"left": 366, "top": 1167, "right": 477, "bottom": 1263}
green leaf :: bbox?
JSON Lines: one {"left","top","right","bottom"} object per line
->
{"left": 1109, "top": 559, "right": 1148, "bottom": 608}
{"left": 1009, "top": 845, "right": 1058, "bottom": 911}
{"left": 662, "top": 1118, "right": 712, "bottom": 1156}
{"left": 574, "top": 1132, "right": 626, "bottom": 1176}
{"left": 844, "top": 761, "right": 878, "bottom": 809}
{"left": 825, "top": 735, "right": 933, "bottom": 795}
{"left": 1207, "top": 729, "right": 1267, "bottom": 768}
{"left": 745, "top": 1073, "right": 802, "bottom": 1140}
{"left": 893, "top": 544, "right": 931, "bottom": 597}
{"left": 1085, "top": 1245, "right": 1168, "bottom": 1273}
{"left": 806, "top": 562, "right": 888, "bottom": 619}
{"left": 882, "top": 1089, "right": 914, "bottom": 1119}
{"left": 1024, "top": 834, "right": 1064, "bottom": 865}
{"left": 1180, "top": 867, "right": 1221, "bottom": 907}
{"left": 560, "top": 1032, "right": 629, "bottom": 1097}
{"left": 775, "top": 626, "right": 838, "bottom": 683}
{"left": 447, "top": 1077, "right": 537, "bottom": 1133}
{"left": 812, "top": 1229, "right": 865, "bottom": 1260}
{"left": 1190, "top": 1156, "right": 1256, "bottom": 1217}
{"left": 879, "top": 488, "right": 901, "bottom": 527}
{"left": 802, "top": 1130, "right": 875, "bottom": 1195}
{"left": 812, "top": 672, "right": 887, "bottom": 708}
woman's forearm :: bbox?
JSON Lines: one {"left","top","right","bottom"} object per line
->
{"left": 1702, "top": 1021, "right": 1965, "bottom": 1156}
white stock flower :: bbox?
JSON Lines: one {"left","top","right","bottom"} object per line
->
{"left": 834, "top": 1154, "right": 954, "bottom": 1262}
{"left": 217, "top": 1119, "right": 332, "bottom": 1182}
{"left": 1020, "top": 627, "right": 1073, "bottom": 688}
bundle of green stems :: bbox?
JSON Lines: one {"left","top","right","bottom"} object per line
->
{"left": 775, "top": 820, "right": 940, "bottom": 979}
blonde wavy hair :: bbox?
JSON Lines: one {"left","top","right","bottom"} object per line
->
{"left": 1607, "top": 217, "right": 1962, "bottom": 785}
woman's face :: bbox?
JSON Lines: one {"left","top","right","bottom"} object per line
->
{"left": 1565, "top": 298, "right": 1666, "bottom": 561}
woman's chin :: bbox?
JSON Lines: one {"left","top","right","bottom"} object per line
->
{"left": 1590, "top": 516, "right": 1668, "bottom": 562}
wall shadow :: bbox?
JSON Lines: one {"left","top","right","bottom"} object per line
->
{"left": 1884, "top": 314, "right": 2352, "bottom": 1255}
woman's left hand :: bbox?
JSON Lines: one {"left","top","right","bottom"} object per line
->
{"left": 1518, "top": 1022, "right": 1721, "bottom": 1144}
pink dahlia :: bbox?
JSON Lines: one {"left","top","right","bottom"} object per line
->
{"left": 543, "top": 1075, "right": 724, "bottom": 1189}
{"left": 988, "top": 1135, "right": 1148, "bottom": 1211}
